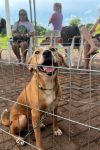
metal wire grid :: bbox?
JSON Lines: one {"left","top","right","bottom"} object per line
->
{"left": 0, "top": 34, "right": 80, "bottom": 65}
{"left": 0, "top": 57, "right": 100, "bottom": 150}
{"left": 0, "top": 35, "right": 100, "bottom": 149}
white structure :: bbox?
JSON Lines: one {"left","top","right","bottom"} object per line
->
{"left": 4, "top": 0, "right": 11, "bottom": 36}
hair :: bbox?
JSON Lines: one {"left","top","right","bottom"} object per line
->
{"left": 97, "top": 16, "right": 100, "bottom": 23}
{"left": 18, "top": 9, "right": 29, "bottom": 21}
{"left": 98, "top": 4, "right": 100, "bottom": 11}
{"left": 54, "top": 3, "right": 62, "bottom": 13}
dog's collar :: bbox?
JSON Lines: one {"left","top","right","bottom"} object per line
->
{"left": 38, "top": 83, "right": 55, "bottom": 91}
{"left": 35, "top": 73, "right": 55, "bottom": 91}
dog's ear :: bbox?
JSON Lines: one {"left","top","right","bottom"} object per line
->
{"left": 49, "top": 47, "right": 68, "bottom": 67}
{"left": 27, "top": 55, "right": 36, "bottom": 73}
{"left": 57, "top": 53, "right": 68, "bottom": 67}
{"left": 49, "top": 47, "right": 57, "bottom": 52}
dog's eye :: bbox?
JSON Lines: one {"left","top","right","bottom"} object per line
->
{"left": 50, "top": 48, "right": 56, "bottom": 52}
{"left": 35, "top": 51, "right": 40, "bottom": 54}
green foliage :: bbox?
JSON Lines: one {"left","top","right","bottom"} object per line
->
{"left": 0, "top": 35, "right": 8, "bottom": 49}
{"left": 0, "top": 21, "right": 95, "bottom": 51}
{"left": 1, "top": 28, "right": 6, "bottom": 36}
{"left": 69, "top": 18, "right": 81, "bottom": 26}
{"left": 86, "top": 23, "right": 93, "bottom": 31}
{"left": 36, "top": 25, "right": 47, "bottom": 36}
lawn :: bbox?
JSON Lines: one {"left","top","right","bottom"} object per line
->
{"left": 0, "top": 35, "right": 43, "bottom": 51}
{"left": 0, "top": 35, "right": 9, "bottom": 50}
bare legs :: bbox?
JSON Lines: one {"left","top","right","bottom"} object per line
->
{"left": 81, "top": 27, "right": 98, "bottom": 55}
{"left": 12, "top": 42, "right": 21, "bottom": 63}
{"left": 83, "top": 41, "right": 90, "bottom": 69}
{"left": 20, "top": 42, "right": 28, "bottom": 63}
{"left": 81, "top": 27, "right": 99, "bottom": 69}
{"left": 12, "top": 41, "right": 28, "bottom": 63}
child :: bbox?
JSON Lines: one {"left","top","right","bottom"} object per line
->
{"left": 49, "top": 3, "right": 63, "bottom": 31}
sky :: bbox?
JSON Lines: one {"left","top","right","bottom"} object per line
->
{"left": 0, "top": 0, "right": 100, "bottom": 29}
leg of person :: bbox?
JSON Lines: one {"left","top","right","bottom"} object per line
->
{"left": 84, "top": 41, "right": 90, "bottom": 69}
{"left": 12, "top": 42, "right": 21, "bottom": 62}
{"left": 93, "top": 38, "right": 100, "bottom": 47}
{"left": 20, "top": 41, "right": 28, "bottom": 63}
{"left": 81, "top": 27, "right": 98, "bottom": 54}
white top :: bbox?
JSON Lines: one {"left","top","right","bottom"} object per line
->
{"left": 12, "top": 21, "right": 35, "bottom": 33}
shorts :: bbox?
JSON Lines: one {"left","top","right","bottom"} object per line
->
{"left": 92, "top": 34, "right": 100, "bottom": 42}
{"left": 13, "top": 36, "right": 30, "bottom": 45}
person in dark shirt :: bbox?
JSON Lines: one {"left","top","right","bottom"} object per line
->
{"left": 0, "top": 17, "right": 6, "bottom": 36}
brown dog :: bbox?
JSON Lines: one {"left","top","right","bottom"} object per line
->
{"left": 1, "top": 47, "right": 67, "bottom": 150}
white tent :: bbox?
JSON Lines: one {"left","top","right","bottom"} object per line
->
{"left": 4, "top": 0, "right": 11, "bottom": 36}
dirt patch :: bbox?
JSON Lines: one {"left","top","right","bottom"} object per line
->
{"left": 0, "top": 63, "right": 100, "bottom": 150}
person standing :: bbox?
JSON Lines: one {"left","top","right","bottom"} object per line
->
{"left": 49, "top": 3, "right": 63, "bottom": 31}
{"left": 0, "top": 17, "right": 6, "bottom": 36}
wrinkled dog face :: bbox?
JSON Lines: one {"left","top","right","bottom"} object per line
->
{"left": 27, "top": 47, "right": 67, "bottom": 76}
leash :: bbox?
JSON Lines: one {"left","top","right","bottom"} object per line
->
{"left": 24, "top": 113, "right": 47, "bottom": 139}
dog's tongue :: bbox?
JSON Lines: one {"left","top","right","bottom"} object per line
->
{"left": 43, "top": 66, "right": 54, "bottom": 73}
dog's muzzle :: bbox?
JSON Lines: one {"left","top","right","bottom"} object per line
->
{"left": 43, "top": 50, "right": 52, "bottom": 60}
{"left": 38, "top": 50, "right": 58, "bottom": 76}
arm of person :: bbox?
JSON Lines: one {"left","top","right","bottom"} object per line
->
{"left": 26, "top": 32, "right": 34, "bottom": 37}
{"left": 49, "top": 13, "right": 57, "bottom": 25}
{"left": 12, "top": 22, "right": 21, "bottom": 37}
{"left": 12, "top": 30, "right": 21, "bottom": 37}
{"left": 25, "top": 22, "right": 35, "bottom": 37}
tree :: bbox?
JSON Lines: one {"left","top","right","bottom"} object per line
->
{"left": 86, "top": 23, "right": 93, "bottom": 31}
{"left": 11, "top": 23, "right": 47, "bottom": 36}
{"left": 69, "top": 18, "right": 81, "bottom": 26}
{"left": 36, "top": 25, "right": 47, "bottom": 36}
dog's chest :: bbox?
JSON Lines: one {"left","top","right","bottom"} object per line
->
{"left": 44, "top": 90, "right": 56, "bottom": 106}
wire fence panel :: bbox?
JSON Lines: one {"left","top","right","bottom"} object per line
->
{"left": 0, "top": 38, "right": 100, "bottom": 150}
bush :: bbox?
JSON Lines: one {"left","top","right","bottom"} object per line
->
{"left": 36, "top": 25, "right": 47, "bottom": 36}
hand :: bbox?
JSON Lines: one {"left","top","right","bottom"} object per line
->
{"left": 26, "top": 33, "right": 29, "bottom": 37}
{"left": 20, "top": 34, "right": 24, "bottom": 37}
{"left": 23, "top": 33, "right": 29, "bottom": 37}
{"left": 20, "top": 34, "right": 28, "bottom": 37}
{"left": 14, "top": 33, "right": 21, "bottom": 37}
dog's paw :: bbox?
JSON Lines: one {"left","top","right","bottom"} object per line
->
{"left": 4, "top": 109, "right": 8, "bottom": 112}
{"left": 16, "top": 137, "right": 25, "bottom": 146}
{"left": 54, "top": 128, "right": 62, "bottom": 136}
{"left": 40, "top": 123, "right": 46, "bottom": 128}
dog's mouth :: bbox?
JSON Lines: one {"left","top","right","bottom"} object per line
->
{"left": 38, "top": 60, "right": 58, "bottom": 76}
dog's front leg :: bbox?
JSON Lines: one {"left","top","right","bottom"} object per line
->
{"left": 53, "top": 85, "right": 62, "bottom": 136}
{"left": 31, "top": 110, "right": 44, "bottom": 150}
{"left": 53, "top": 106, "right": 62, "bottom": 136}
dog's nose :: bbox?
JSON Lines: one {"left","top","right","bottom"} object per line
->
{"left": 43, "top": 50, "right": 52, "bottom": 58}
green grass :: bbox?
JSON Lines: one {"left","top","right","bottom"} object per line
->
{"left": 0, "top": 36, "right": 66, "bottom": 52}
{"left": 0, "top": 35, "right": 44, "bottom": 52}
{"left": 0, "top": 35, "right": 9, "bottom": 49}
{"left": 37, "top": 37, "right": 43, "bottom": 44}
